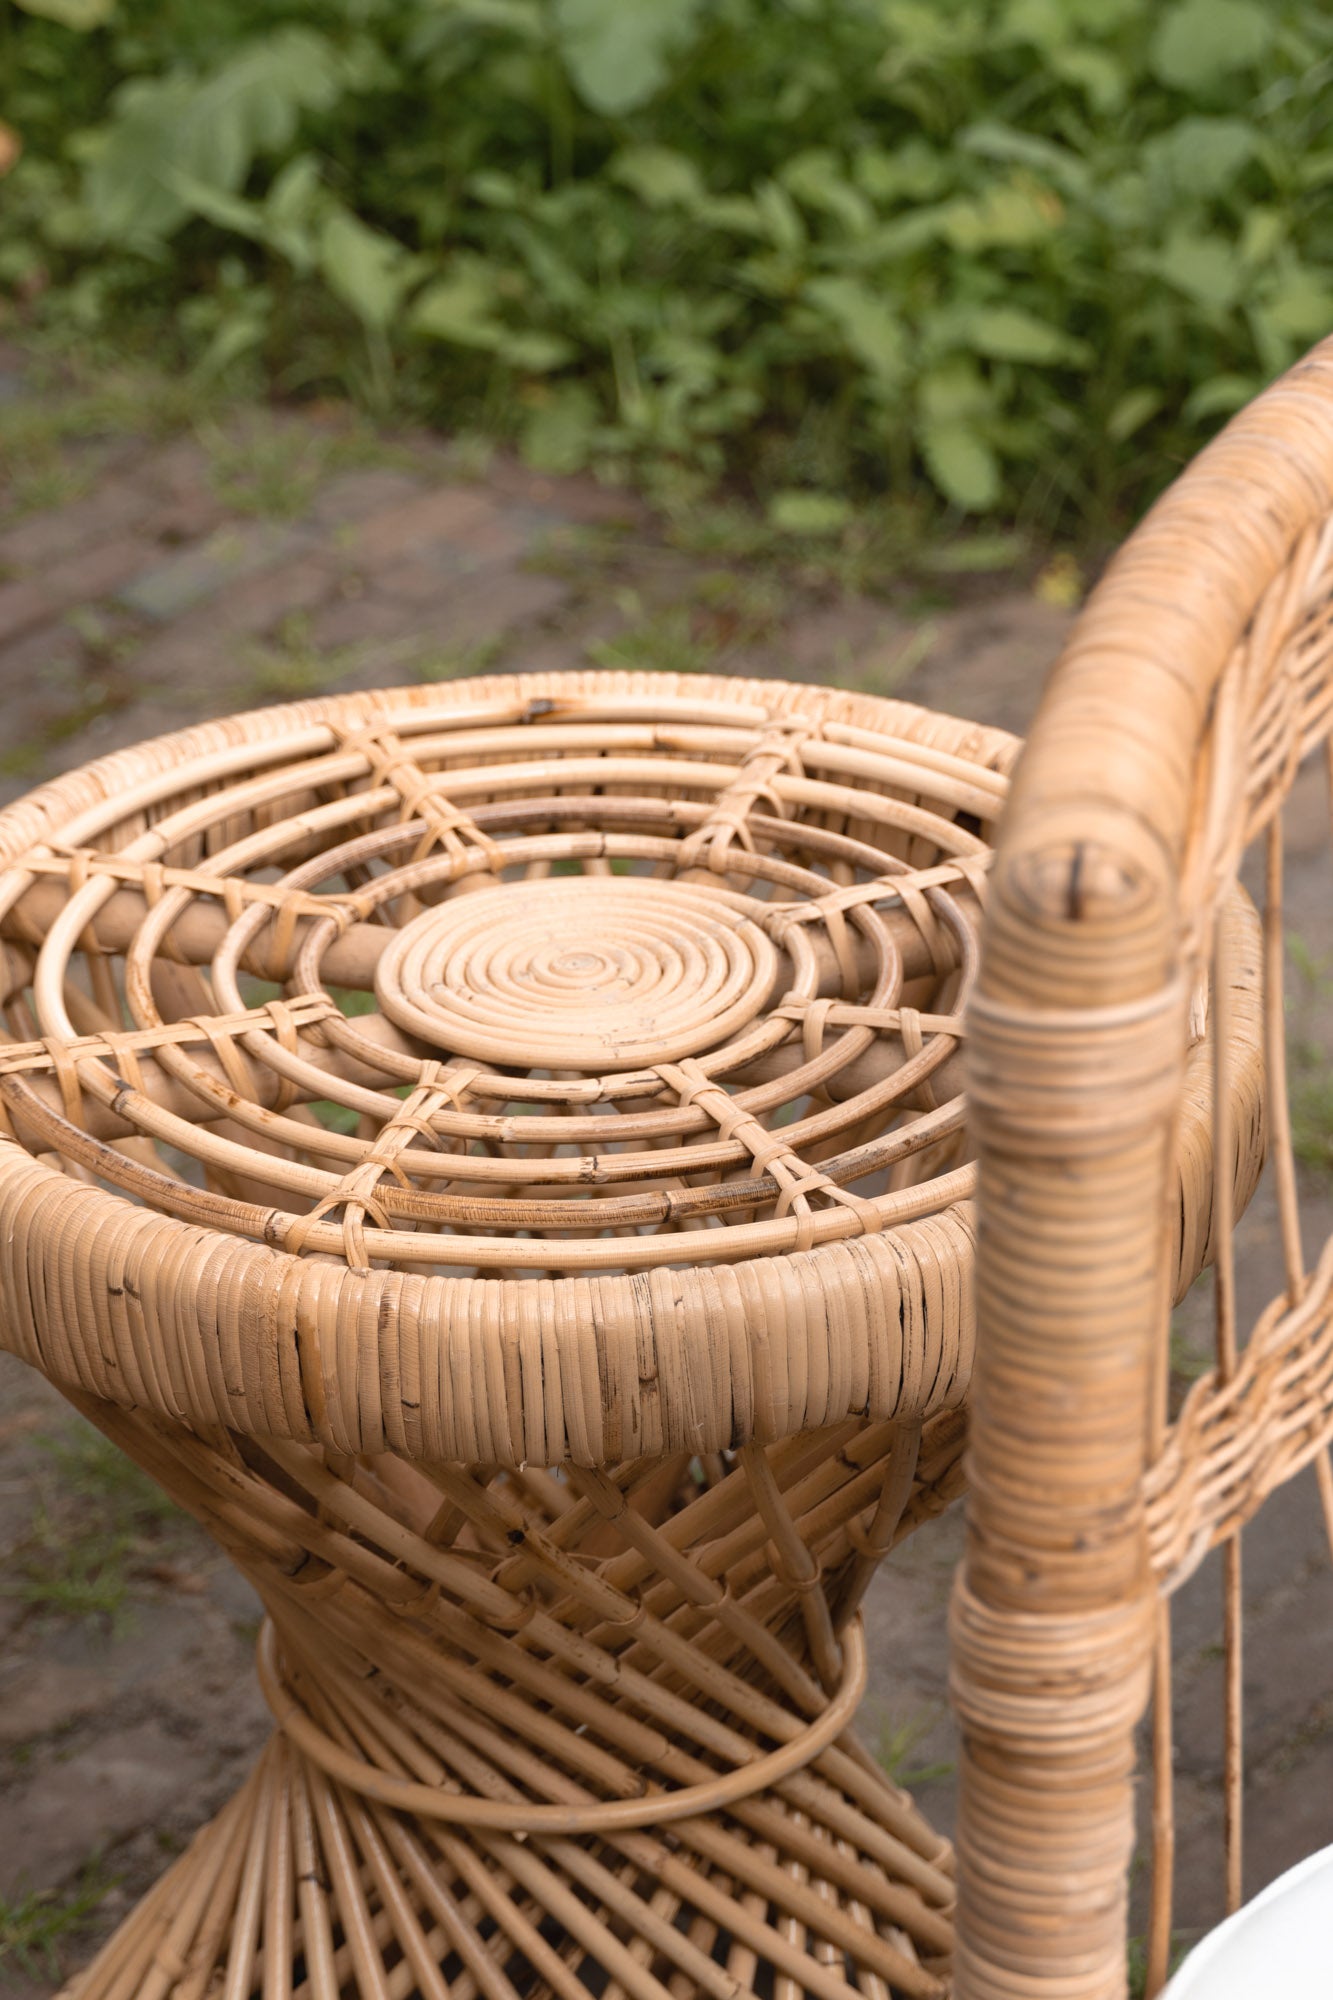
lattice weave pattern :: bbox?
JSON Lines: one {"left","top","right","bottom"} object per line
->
{"left": 62, "top": 1391, "right": 968, "bottom": 2000}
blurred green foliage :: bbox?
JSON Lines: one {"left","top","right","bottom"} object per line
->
{"left": 4, "top": 0, "right": 1333, "bottom": 536}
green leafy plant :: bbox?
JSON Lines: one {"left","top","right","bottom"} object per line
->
{"left": 876, "top": 1708, "right": 955, "bottom": 1788}
{"left": 1286, "top": 932, "right": 1333, "bottom": 1175}
{"left": 3, "top": 1422, "right": 184, "bottom": 1629}
{"left": 0, "top": 1863, "right": 115, "bottom": 1982}
{"left": 1126, "top": 1930, "right": 1195, "bottom": 1999}
{"left": 4, "top": 0, "right": 1333, "bottom": 537}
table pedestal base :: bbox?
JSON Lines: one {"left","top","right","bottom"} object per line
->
{"left": 56, "top": 1396, "right": 962, "bottom": 2000}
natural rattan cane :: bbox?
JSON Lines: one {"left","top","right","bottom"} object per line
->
{"left": 0, "top": 669, "right": 1260, "bottom": 2000}
{"left": 955, "top": 335, "right": 1333, "bottom": 2000}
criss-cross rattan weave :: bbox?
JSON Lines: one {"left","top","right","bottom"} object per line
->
{"left": 0, "top": 666, "right": 1261, "bottom": 2000}
{"left": 954, "top": 335, "right": 1333, "bottom": 1999}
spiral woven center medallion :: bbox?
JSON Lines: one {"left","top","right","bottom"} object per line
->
{"left": 375, "top": 876, "right": 779, "bottom": 1069}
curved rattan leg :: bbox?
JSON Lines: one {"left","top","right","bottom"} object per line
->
{"left": 59, "top": 1396, "right": 962, "bottom": 2000}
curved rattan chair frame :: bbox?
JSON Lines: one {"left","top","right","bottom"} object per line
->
{"left": 955, "top": 334, "right": 1333, "bottom": 1998}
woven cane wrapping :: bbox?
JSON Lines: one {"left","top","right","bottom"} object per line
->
{"left": 956, "top": 335, "right": 1333, "bottom": 2000}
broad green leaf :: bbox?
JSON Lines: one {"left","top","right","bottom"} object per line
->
{"left": 944, "top": 184, "right": 1060, "bottom": 253}
{"left": 959, "top": 123, "right": 1089, "bottom": 198}
{"left": 951, "top": 305, "right": 1091, "bottom": 367}
{"left": 692, "top": 194, "right": 765, "bottom": 236}
{"left": 1183, "top": 374, "right": 1260, "bottom": 421}
{"left": 767, "top": 491, "right": 854, "bottom": 535}
{"left": 268, "top": 154, "right": 322, "bottom": 221}
{"left": 468, "top": 171, "right": 526, "bottom": 210}
{"left": 1062, "top": 0, "right": 1142, "bottom": 21}
{"left": 647, "top": 329, "right": 724, "bottom": 388}
{"left": 1149, "top": 0, "right": 1271, "bottom": 91}
{"left": 780, "top": 151, "right": 873, "bottom": 234}
{"left": 609, "top": 147, "right": 705, "bottom": 209}
{"left": 854, "top": 140, "right": 949, "bottom": 206}
{"left": 263, "top": 153, "right": 324, "bottom": 269}
{"left": 1150, "top": 231, "right": 1240, "bottom": 311}
{"left": 456, "top": 1, "right": 543, "bottom": 27}
{"left": 754, "top": 180, "right": 806, "bottom": 253}
{"left": 1298, "top": 151, "right": 1333, "bottom": 191}
{"left": 78, "top": 77, "right": 195, "bottom": 239}
{"left": 1259, "top": 269, "right": 1333, "bottom": 344}
{"left": 1146, "top": 118, "right": 1258, "bottom": 197}
{"left": 1002, "top": 0, "right": 1073, "bottom": 48}
{"left": 881, "top": 1, "right": 976, "bottom": 59}
{"left": 1050, "top": 48, "right": 1125, "bottom": 113}
{"left": 521, "top": 385, "right": 599, "bottom": 473}
{"left": 319, "top": 210, "right": 412, "bottom": 333}
{"left": 1239, "top": 207, "right": 1284, "bottom": 267}
{"left": 918, "top": 362, "right": 991, "bottom": 424}
{"left": 410, "top": 268, "right": 506, "bottom": 349}
{"left": 805, "top": 278, "right": 905, "bottom": 382}
{"left": 14, "top": 0, "right": 114, "bottom": 25}
{"left": 848, "top": 207, "right": 953, "bottom": 261}
{"left": 194, "top": 306, "right": 268, "bottom": 382}
{"left": 167, "top": 172, "right": 267, "bottom": 242}
{"left": 919, "top": 422, "right": 1001, "bottom": 512}
{"left": 552, "top": 0, "right": 702, "bottom": 115}
{"left": 498, "top": 330, "right": 576, "bottom": 372}
{"left": 82, "top": 30, "right": 347, "bottom": 243}
{"left": 1106, "top": 386, "right": 1163, "bottom": 441}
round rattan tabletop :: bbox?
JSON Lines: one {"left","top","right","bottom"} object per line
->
{"left": 0, "top": 669, "right": 1019, "bottom": 1465}
{"left": 0, "top": 670, "right": 1262, "bottom": 2000}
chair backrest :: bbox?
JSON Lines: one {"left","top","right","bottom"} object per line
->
{"left": 955, "top": 334, "right": 1333, "bottom": 1998}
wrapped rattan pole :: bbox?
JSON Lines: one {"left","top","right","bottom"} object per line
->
{"left": 955, "top": 335, "right": 1333, "bottom": 1999}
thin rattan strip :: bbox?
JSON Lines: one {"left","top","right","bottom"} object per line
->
{"left": 1145, "top": 1229, "right": 1333, "bottom": 1593}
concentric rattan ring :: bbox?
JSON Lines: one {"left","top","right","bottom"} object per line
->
{"left": 256, "top": 1614, "right": 869, "bottom": 1832}
{"left": 0, "top": 675, "right": 998, "bottom": 1274}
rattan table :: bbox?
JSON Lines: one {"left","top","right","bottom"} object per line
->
{"left": 0, "top": 670, "right": 1259, "bottom": 2000}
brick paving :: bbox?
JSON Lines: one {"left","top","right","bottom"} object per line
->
{"left": 1, "top": 340, "right": 1331, "bottom": 1989}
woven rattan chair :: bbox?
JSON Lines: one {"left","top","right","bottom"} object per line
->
{"left": 0, "top": 663, "right": 1254, "bottom": 2000}
{"left": 953, "top": 336, "right": 1333, "bottom": 1998}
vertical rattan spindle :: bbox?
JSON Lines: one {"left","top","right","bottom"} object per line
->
{"left": 954, "top": 789, "right": 1190, "bottom": 1999}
